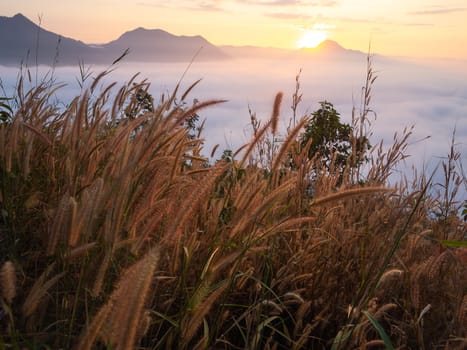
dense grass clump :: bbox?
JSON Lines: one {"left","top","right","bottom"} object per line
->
{"left": 0, "top": 64, "right": 465, "bottom": 349}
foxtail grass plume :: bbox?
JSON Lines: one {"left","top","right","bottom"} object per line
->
{"left": 0, "top": 261, "right": 16, "bottom": 303}
{"left": 271, "top": 91, "right": 283, "bottom": 135}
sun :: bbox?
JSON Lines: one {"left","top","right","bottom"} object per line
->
{"left": 296, "top": 29, "right": 328, "bottom": 49}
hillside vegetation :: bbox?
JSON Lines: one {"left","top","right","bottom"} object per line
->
{"left": 0, "top": 61, "right": 465, "bottom": 349}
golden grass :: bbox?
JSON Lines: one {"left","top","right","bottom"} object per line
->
{"left": 0, "top": 261, "right": 16, "bottom": 304}
{"left": 0, "top": 65, "right": 465, "bottom": 349}
{"left": 77, "top": 246, "right": 160, "bottom": 349}
{"left": 21, "top": 263, "right": 65, "bottom": 319}
{"left": 270, "top": 92, "right": 283, "bottom": 135}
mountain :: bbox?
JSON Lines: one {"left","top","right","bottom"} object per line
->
{"left": 0, "top": 13, "right": 97, "bottom": 65}
{"left": 299, "top": 40, "right": 364, "bottom": 58}
{"left": 0, "top": 13, "right": 363, "bottom": 66}
{"left": 221, "top": 40, "right": 365, "bottom": 61}
{"left": 299, "top": 40, "right": 346, "bottom": 54}
{"left": 0, "top": 13, "right": 227, "bottom": 66}
{"left": 101, "top": 27, "right": 227, "bottom": 62}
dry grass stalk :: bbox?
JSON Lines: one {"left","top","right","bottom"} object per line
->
{"left": 426, "top": 250, "right": 454, "bottom": 281}
{"left": 22, "top": 264, "right": 65, "bottom": 319}
{"left": 67, "top": 196, "right": 79, "bottom": 246}
{"left": 165, "top": 164, "right": 228, "bottom": 273}
{"left": 374, "top": 302, "right": 398, "bottom": 319}
{"left": 74, "top": 303, "right": 109, "bottom": 350}
{"left": 364, "top": 339, "right": 385, "bottom": 348}
{"left": 376, "top": 269, "right": 403, "bottom": 289}
{"left": 63, "top": 242, "right": 97, "bottom": 260}
{"left": 174, "top": 99, "right": 226, "bottom": 126}
{"left": 259, "top": 299, "right": 283, "bottom": 315}
{"left": 228, "top": 178, "right": 296, "bottom": 239}
{"left": 271, "top": 117, "right": 307, "bottom": 173}
{"left": 292, "top": 323, "right": 312, "bottom": 350}
{"left": 312, "top": 186, "right": 394, "bottom": 207}
{"left": 91, "top": 250, "right": 112, "bottom": 297}
{"left": 47, "top": 194, "right": 73, "bottom": 255}
{"left": 240, "top": 119, "right": 272, "bottom": 167}
{"left": 283, "top": 292, "right": 305, "bottom": 305}
{"left": 77, "top": 246, "right": 160, "bottom": 350}
{"left": 258, "top": 216, "right": 315, "bottom": 241}
{"left": 293, "top": 300, "right": 311, "bottom": 336}
{"left": 271, "top": 92, "right": 283, "bottom": 135}
{"left": 181, "top": 281, "right": 228, "bottom": 347}
{"left": 72, "top": 177, "right": 105, "bottom": 244}
{"left": 231, "top": 169, "right": 266, "bottom": 212}
{"left": 0, "top": 261, "right": 16, "bottom": 303}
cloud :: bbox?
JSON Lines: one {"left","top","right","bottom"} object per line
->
{"left": 137, "top": 1, "right": 225, "bottom": 12}
{"left": 137, "top": 0, "right": 337, "bottom": 11}
{"left": 403, "top": 22, "right": 434, "bottom": 27}
{"left": 409, "top": 7, "right": 467, "bottom": 15}
{"left": 239, "top": 0, "right": 300, "bottom": 4}
{"left": 238, "top": 0, "right": 337, "bottom": 6}
{"left": 279, "top": 14, "right": 433, "bottom": 28}
{"left": 191, "top": 2, "right": 225, "bottom": 11}
{"left": 1, "top": 52, "right": 465, "bottom": 194}
{"left": 137, "top": 0, "right": 338, "bottom": 18}
{"left": 136, "top": 1, "right": 168, "bottom": 8}
{"left": 266, "top": 12, "right": 307, "bottom": 19}
{"left": 297, "top": 15, "right": 381, "bottom": 25}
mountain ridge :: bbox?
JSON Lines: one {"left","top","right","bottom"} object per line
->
{"left": 0, "top": 13, "right": 228, "bottom": 65}
{"left": 0, "top": 13, "right": 96, "bottom": 65}
{"left": 0, "top": 13, "right": 364, "bottom": 66}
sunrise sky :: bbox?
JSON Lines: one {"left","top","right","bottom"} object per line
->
{"left": 1, "top": 0, "right": 467, "bottom": 59}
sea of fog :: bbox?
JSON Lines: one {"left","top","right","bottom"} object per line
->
{"left": 1, "top": 56, "right": 466, "bottom": 199}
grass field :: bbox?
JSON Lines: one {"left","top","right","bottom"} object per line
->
{"left": 0, "top": 62, "right": 465, "bottom": 349}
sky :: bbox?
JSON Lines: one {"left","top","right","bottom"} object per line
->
{"left": 1, "top": 0, "right": 467, "bottom": 59}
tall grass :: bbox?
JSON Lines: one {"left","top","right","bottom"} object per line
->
{"left": 0, "top": 62, "right": 465, "bottom": 349}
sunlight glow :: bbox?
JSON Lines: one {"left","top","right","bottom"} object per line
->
{"left": 296, "top": 29, "right": 328, "bottom": 49}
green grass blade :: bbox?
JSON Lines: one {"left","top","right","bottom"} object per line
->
{"left": 362, "top": 310, "right": 394, "bottom": 350}
{"left": 440, "top": 240, "right": 467, "bottom": 247}
{"left": 331, "top": 328, "right": 351, "bottom": 350}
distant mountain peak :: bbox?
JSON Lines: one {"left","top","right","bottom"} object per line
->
{"left": 126, "top": 27, "right": 169, "bottom": 34}
{"left": 299, "top": 39, "right": 345, "bottom": 53}
{"left": 13, "top": 13, "right": 36, "bottom": 24}
{"left": 2, "top": 12, "right": 34, "bottom": 25}
{"left": 107, "top": 26, "right": 213, "bottom": 47}
{"left": 316, "top": 40, "right": 344, "bottom": 50}
{"left": 11, "top": 13, "right": 28, "bottom": 20}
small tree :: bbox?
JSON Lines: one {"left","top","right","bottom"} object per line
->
{"left": 124, "top": 85, "right": 154, "bottom": 120}
{"left": 300, "top": 101, "right": 370, "bottom": 175}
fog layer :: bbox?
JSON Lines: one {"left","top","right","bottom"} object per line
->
{"left": 1, "top": 55, "right": 466, "bottom": 184}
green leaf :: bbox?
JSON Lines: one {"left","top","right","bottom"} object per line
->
{"left": 331, "top": 328, "right": 351, "bottom": 350}
{"left": 362, "top": 310, "right": 394, "bottom": 350}
{"left": 250, "top": 316, "right": 279, "bottom": 350}
{"left": 440, "top": 240, "right": 467, "bottom": 247}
